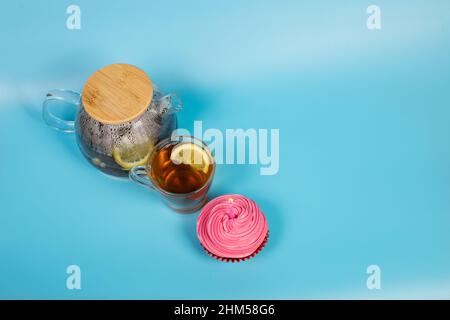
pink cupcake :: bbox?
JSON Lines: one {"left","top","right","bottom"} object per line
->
{"left": 197, "top": 194, "right": 269, "bottom": 262}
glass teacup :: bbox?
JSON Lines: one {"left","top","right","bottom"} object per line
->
{"left": 129, "top": 136, "right": 215, "bottom": 213}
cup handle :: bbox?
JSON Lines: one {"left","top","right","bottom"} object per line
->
{"left": 42, "top": 89, "right": 81, "bottom": 133}
{"left": 129, "top": 166, "right": 154, "bottom": 189}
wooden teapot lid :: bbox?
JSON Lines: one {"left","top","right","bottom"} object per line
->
{"left": 81, "top": 63, "right": 153, "bottom": 124}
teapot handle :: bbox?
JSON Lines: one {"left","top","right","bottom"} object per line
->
{"left": 43, "top": 89, "right": 81, "bottom": 133}
{"left": 156, "top": 93, "right": 183, "bottom": 117}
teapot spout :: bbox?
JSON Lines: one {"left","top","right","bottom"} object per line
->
{"left": 156, "top": 93, "right": 183, "bottom": 118}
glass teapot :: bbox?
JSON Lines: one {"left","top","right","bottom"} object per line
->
{"left": 43, "top": 63, "right": 182, "bottom": 177}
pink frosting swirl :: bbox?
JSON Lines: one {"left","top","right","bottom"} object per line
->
{"left": 197, "top": 194, "right": 268, "bottom": 259}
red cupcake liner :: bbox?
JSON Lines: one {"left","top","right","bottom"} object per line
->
{"left": 201, "top": 231, "right": 269, "bottom": 262}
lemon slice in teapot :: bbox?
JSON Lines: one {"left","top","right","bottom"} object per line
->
{"left": 170, "top": 142, "right": 211, "bottom": 173}
{"left": 113, "top": 137, "right": 154, "bottom": 170}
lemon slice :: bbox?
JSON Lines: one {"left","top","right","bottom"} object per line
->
{"left": 113, "top": 138, "right": 153, "bottom": 170}
{"left": 170, "top": 142, "right": 211, "bottom": 173}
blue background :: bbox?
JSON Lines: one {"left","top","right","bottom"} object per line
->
{"left": 1, "top": 0, "right": 449, "bottom": 299}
